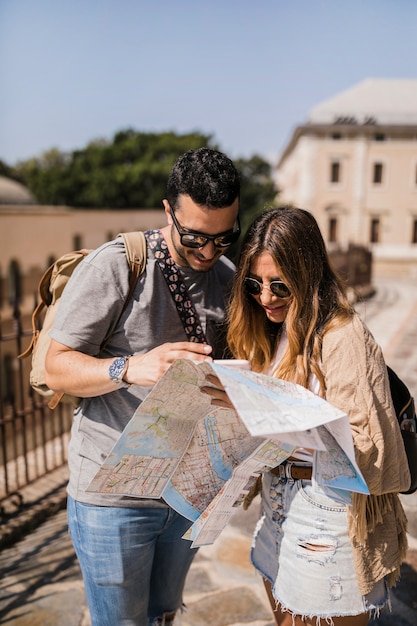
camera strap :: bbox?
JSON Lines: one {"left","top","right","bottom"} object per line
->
{"left": 145, "top": 230, "right": 208, "bottom": 344}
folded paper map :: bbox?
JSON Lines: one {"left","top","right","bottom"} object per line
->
{"left": 87, "top": 359, "right": 369, "bottom": 546}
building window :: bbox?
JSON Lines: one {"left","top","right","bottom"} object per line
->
{"left": 412, "top": 219, "right": 417, "bottom": 244}
{"left": 373, "top": 162, "right": 384, "bottom": 184}
{"left": 328, "top": 217, "right": 338, "bottom": 243}
{"left": 370, "top": 218, "right": 380, "bottom": 243}
{"left": 73, "top": 234, "right": 83, "bottom": 250}
{"left": 330, "top": 161, "right": 341, "bottom": 183}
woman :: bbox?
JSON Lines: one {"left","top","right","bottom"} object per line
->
{"left": 207, "top": 207, "right": 410, "bottom": 626}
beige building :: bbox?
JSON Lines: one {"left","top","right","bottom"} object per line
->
{"left": 276, "top": 79, "right": 417, "bottom": 278}
{"left": 0, "top": 176, "right": 167, "bottom": 319}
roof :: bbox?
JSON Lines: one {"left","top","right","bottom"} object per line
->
{"left": 309, "top": 78, "right": 417, "bottom": 126}
{"left": 0, "top": 176, "right": 37, "bottom": 205}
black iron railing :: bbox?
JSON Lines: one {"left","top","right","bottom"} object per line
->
{"left": 0, "top": 295, "right": 72, "bottom": 521}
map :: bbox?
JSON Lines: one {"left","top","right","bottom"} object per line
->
{"left": 87, "top": 360, "right": 273, "bottom": 515}
{"left": 87, "top": 359, "right": 369, "bottom": 546}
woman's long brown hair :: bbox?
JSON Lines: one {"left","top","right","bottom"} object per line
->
{"left": 227, "top": 207, "right": 354, "bottom": 393}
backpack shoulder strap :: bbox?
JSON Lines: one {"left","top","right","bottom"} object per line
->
{"left": 100, "top": 231, "right": 147, "bottom": 349}
{"left": 117, "top": 231, "right": 147, "bottom": 315}
{"left": 120, "top": 230, "right": 147, "bottom": 284}
{"left": 386, "top": 365, "right": 414, "bottom": 419}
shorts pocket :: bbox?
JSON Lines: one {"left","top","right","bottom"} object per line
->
{"left": 297, "top": 481, "right": 347, "bottom": 512}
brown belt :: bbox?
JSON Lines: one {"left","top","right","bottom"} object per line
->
{"left": 270, "top": 462, "right": 312, "bottom": 480}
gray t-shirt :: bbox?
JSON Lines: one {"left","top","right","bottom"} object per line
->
{"left": 51, "top": 231, "right": 235, "bottom": 506}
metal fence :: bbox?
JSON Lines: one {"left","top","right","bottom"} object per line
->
{"left": 0, "top": 295, "right": 72, "bottom": 523}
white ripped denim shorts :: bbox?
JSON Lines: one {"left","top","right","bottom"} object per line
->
{"left": 251, "top": 471, "right": 389, "bottom": 621}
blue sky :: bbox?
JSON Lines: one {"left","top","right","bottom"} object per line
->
{"left": 1, "top": 0, "right": 417, "bottom": 166}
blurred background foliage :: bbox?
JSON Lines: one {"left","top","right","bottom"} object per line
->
{"left": 1, "top": 129, "right": 278, "bottom": 251}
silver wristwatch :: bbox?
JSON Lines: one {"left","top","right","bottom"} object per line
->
{"left": 108, "top": 356, "right": 131, "bottom": 388}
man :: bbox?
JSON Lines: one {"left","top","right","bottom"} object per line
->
{"left": 45, "top": 148, "right": 240, "bottom": 626}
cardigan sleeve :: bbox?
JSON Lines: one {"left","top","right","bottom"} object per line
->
{"left": 321, "top": 314, "right": 410, "bottom": 495}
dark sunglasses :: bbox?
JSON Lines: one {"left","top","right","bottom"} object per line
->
{"left": 244, "top": 277, "right": 292, "bottom": 299}
{"left": 171, "top": 208, "right": 241, "bottom": 249}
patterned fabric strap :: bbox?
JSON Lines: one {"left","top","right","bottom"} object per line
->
{"left": 145, "top": 230, "right": 208, "bottom": 344}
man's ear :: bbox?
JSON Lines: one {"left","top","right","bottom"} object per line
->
{"left": 163, "top": 199, "right": 172, "bottom": 223}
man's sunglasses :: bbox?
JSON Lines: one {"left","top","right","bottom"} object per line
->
{"left": 171, "top": 208, "right": 241, "bottom": 249}
{"left": 244, "top": 277, "right": 292, "bottom": 299}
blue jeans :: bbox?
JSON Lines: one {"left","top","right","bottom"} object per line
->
{"left": 67, "top": 496, "right": 198, "bottom": 626}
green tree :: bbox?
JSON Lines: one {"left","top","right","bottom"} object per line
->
{"left": 13, "top": 130, "right": 219, "bottom": 208}
{"left": 236, "top": 155, "right": 277, "bottom": 231}
{"left": 226, "top": 155, "right": 277, "bottom": 262}
{"left": 0, "top": 160, "right": 14, "bottom": 178}
{"left": 13, "top": 148, "right": 70, "bottom": 205}
{"left": 10, "top": 131, "right": 278, "bottom": 238}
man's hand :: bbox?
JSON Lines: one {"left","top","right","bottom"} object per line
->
{"left": 126, "top": 342, "right": 213, "bottom": 387}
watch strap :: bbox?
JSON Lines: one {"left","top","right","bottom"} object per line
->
{"left": 109, "top": 356, "right": 132, "bottom": 387}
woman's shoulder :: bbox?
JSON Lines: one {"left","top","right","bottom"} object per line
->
{"left": 322, "top": 313, "right": 387, "bottom": 388}
{"left": 322, "top": 313, "right": 383, "bottom": 370}
{"left": 323, "top": 313, "right": 373, "bottom": 348}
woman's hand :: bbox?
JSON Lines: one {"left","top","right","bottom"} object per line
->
{"left": 201, "top": 374, "right": 234, "bottom": 409}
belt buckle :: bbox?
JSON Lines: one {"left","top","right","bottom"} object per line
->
{"left": 285, "top": 461, "right": 294, "bottom": 479}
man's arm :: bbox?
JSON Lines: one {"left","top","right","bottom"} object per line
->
{"left": 45, "top": 339, "right": 213, "bottom": 397}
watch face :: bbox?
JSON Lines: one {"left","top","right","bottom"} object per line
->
{"left": 109, "top": 357, "right": 127, "bottom": 379}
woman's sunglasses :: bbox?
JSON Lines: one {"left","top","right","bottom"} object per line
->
{"left": 244, "top": 277, "right": 292, "bottom": 299}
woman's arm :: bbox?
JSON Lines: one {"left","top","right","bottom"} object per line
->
{"left": 321, "top": 314, "right": 410, "bottom": 494}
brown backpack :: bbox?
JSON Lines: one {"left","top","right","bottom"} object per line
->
{"left": 19, "top": 232, "right": 147, "bottom": 409}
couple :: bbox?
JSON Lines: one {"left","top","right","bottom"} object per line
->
{"left": 45, "top": 148, "right": 409, "bottom": 626}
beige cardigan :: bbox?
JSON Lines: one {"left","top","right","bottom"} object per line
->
{"left": 321, "top": 314, "right": 410, "bottom": 594}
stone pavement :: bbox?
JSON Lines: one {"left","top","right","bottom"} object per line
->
{"left": 0, "top": 276, "right": 417, "bottom": 625}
